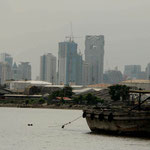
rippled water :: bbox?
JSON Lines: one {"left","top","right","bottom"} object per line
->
{"left": 0, "top": 107, "right": 150, "bottom": 150}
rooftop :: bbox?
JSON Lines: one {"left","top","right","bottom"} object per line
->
{"left": 121, "top": 80, "right": 150, "bottom": 84}
{"left": 56, "top": 97, "right": 72, "bottom": 101}
{"left": 87, "top": 83, "right": 111, "bottom": 88}
{"left": 8, "top": 80, "right": 52, "bottom": 85}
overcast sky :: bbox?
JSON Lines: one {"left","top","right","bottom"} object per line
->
{"left": 0, "top": 0, "right": 150, "bottom": 79}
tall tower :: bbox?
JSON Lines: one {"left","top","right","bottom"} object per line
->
{"left": 0, "top": 53, "right": 13, "bottom": 67}
{"left": 0, "top": 62, "right": 12, "bottom": 85}
{"left": 146, "top": 63, "right": 150, "bottom": 80}
{"left": 18, "top": 62, "right": 31, "bottom": 80}
{"left": 58, "top": 40, "right": 82, "bottom": 85}
{"left": 12, "top": 62, "right": 19, "bottom": 81}
{"left": 124, "top": 65, "right": 141, "bottom": 79}
{"left": 85, "top": 35, "right": 104, "bottom": 84}
{"left": 40, "top": 53, "right": 56, "bottom": 84}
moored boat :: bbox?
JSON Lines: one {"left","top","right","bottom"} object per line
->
{"left": 83, "top": 90, "right": 150, "bottom": 136}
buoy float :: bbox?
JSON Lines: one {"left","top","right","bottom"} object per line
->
{"left": 108, "top": 113, "right": 113, "bottom": 122}
{"left": 28, "top": 124, "right": 33, "bottom": 126}
{"left": 99, "top": 113, "right": 104, "bottom": 121}
{"left": 82, "top": 112, "right": 86, "bottom": 118}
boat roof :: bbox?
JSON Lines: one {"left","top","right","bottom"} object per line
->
{"left": 130, "top": 90, "right": 150, "bottom": 94}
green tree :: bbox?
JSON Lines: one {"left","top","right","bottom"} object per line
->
{"left": 78, "top": 95, "right": 84, "bottom": 104}
{"left": 85, "top": 93, "right": 97, "bottom": 105}
{"left": 62, "top": 85, "right": 73, "bottom": 97}
{"left": 108, "top": 84, "right": 130, "bottom": 101}
{"left": 38, "top": 98, "right": 45, "bottom": 104}
{"left": 25, "top": 100, "right": 29, "bottom": 105}
{"left": 47, "top": 85, "right": 74, "bottom": 104}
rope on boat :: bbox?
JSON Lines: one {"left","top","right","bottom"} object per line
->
{"left": 48, "top": 116, "right": 82, "bottom": 128}
{"left": 61, "top": 116, "right": 82, "bottom": 128}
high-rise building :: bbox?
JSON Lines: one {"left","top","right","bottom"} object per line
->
{"left": 85, "top": 35, "right": 104, "bottom": 84}
{"left": 12, "top": 62, "right": 19, "bottom": 81}
{"left": 0, "top": 53, "right": 13, "bottom": 83}
{"left": 103, "top": 70, "right": 123, "bottom": 84}
{"left": 0, "top": 62, "right": 12, "bottom": 85}
{"left": 76, "top": 53, "right": 83, "bottom": 85}
{"left": 40, "top": 53, "right": 56, "bottom": 84}
{"left": 146, "top": 63, "right": 150, "bottom": 80}
{"left": 58, "top": 40, "right": 82, "bottom": 85}
{"left": 82, "top": 61, "right": 89, "bottom": 85}
{"left": 0, "top": 53, "right": 13, "bottom": 67}
{"left": 18, "top": 62, "right": 31, "bottom": 80}
{"left": 124, "top": 65, "right": 141, "bottom": 79}
{"left": 137, "top": 71, "right": 147, "bottom": 80}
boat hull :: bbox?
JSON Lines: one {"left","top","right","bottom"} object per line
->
{"left": 84, "top": 110, "right": 150, "bottom": 135}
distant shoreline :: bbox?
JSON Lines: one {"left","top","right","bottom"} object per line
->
{"left": 0, "top": 104, "right": 86, "bottom": 110}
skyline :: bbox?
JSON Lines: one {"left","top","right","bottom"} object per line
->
{"left": 1, "top": 47, "right": 149, "bottom": 82}
{"left": 0, "top": 0, "right": 150, "bottom": 79}
{"left": 1, "top": 34, "right": 149, "bottom": 80}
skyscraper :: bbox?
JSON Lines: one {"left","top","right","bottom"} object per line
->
{"left": 0, "top": 53, "right": 13, "bottom": 67}
{"left": 58, "top": 40, "right": 82, "bottom": 85}
{"left": 12, "top": 62, "right": 19, "bottom": 81}
{"left": 146, "top": 63, "right": 150, "bottom": 80}
{"left": 82, "top": 61, "right": 89, "bottom": 86}
{"left": 103, "top": 70, "right": 123, "bottom": 84}
{"left": 124, "top": 65, "right": 141, "bottom": 79}
{"left": 76, "top": 53, "right": 83, "bottom": 85}
{"left": 0, "top": 62, "right": 12, "bottom": 85}
{"left": 18, "top": 62, "right": 31, "bottom": 80}
{"left": 85, "top": 35, "right": 105, "bottom": 85}
{"left": 40, "top": 53, "right": 56, "bottom": 84}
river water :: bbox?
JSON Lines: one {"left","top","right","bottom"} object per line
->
{"left": 0, "top": 107, "right": 150, "bottom": 150}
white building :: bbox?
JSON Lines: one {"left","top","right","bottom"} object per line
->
{"left": 40, "top": 53, "right": 56, "bottom": 84}
{"left": 8, "top": 80, "right": 52, "bottom": 92}
{"left": 18, "top": 62, "right": 31, "bottom": 80}
{"left": 7, "top": 80, "right": 84, "bottom": 92}
{"left": 121, "top": 80, "right": 150, "bottom": 90}
{"left": 85, "top": 35, "right": 104, "bottom": 85}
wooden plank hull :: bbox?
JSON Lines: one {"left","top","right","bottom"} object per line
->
{"left": 84, "top": 110, "right": 150, "bottom": 135}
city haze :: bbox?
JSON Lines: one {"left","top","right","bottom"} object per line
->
{"left": 0, "top": 0, "right": 150, "bottom": 79}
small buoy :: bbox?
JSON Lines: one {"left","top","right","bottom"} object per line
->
{"left": 82, "top": 112, "right": 86, "bottom": 118}
{"left": 99, "top": 113, "right": 104, "bottom": 121}
{"left": 28, "top": 124, "right": 33, "bottom": 126}
{"left": 108, "top": 113, "right": 113, "bottom": 122}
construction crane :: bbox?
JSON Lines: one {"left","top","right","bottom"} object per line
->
{"left": 65, "top": 22, "right": 83, "bottom": 42}
{"left": 65, "top": 36, "right": 82, "bottom": 42}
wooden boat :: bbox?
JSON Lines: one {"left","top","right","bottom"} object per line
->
{"left": 83, "top": 90, "right": 150, "bottom": 136}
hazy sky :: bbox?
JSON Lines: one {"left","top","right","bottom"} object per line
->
{"left": 0, "top": 0, "right": 150, "bottom": 79}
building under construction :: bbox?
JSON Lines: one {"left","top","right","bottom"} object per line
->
{"left": 58, "top": 39, "right": 82, "bottom": 85}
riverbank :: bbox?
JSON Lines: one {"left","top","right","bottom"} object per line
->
{"left": 0, "top": 103, "right": 87, "bottom": 110}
